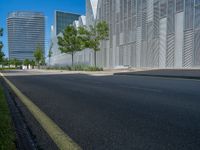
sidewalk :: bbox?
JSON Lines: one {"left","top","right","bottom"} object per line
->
{"left": 26, "top": 68, "right": 200, "bottom": 79}
{"left": 114, "top": 69, "right": 200, "bottom": 80}
{"left": 32, "top": 68, "right": 134, "bottom": 76}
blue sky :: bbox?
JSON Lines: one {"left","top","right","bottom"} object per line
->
{"left": 0, "top": 0, "right": 85, "bottom": 57}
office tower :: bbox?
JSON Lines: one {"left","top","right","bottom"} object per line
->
{"left": 7, "top": 11, "right": 45, "bottom": 61}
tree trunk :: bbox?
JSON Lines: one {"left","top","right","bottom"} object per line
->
{"left": 49, "top": 57, "right": 50, "bottom": 66}
{"left": 94, "top": 51, "right": 97, "bottom": 67}
{"left": 72, "top": 52, "right": 74, "bottom": 66}
{"left": 38, "top": 61, "right": 40, "bottom": 69}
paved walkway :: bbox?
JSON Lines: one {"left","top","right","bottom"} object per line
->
{"left": 19, "top": 68, "right": 200, "bottom": 79}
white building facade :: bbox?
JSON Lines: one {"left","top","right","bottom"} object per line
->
{"left": 49, "top": 1, "right": 98, "bottom": 66}
{"left": 49, "top": 11, "right": 85, "bottom": 66}
{"left": 50, "top": 0, "right": 200, "bottom": 69}
{"left": 95, "top": 0, "right": 200, "bottom": 68}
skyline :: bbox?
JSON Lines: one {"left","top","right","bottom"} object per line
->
{"left": 0, "top": 0, "right": 86, "bottom": 57}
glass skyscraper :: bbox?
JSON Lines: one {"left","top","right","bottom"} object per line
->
{"left": 49, "top": 11, "right": 81, "bottom": 66}
{"left": 54, "top": 11, "right": 80, "bottom": 35}
{"left": 7, "top": 11, "right": 45, "bottom": 61}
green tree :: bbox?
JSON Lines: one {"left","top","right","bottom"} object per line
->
{"left": 10, "top": 58, "right": 15, "bottom": 67}
{"left": 34, "top": 46, "right": 44, "bottom": 69}
{"left": 10, "top": 58, "right": 21, "bottom": 68}
{"left": 48, "top": 42, "right": 53, "bottom": 65}
{"left": 0, "top": 46, "right": 4, "bottom": 65}
{"left": 17, "top": 60, "right": 23, "bottom": 68}
{"left": 30, "top": 60, "right": 36, "bottom": 69}
{"left": 57, "top": 25, "right": 83, "bottom": 66}
{"left": 0, "top": 28, "right": 5, "bottom": 66}
{"left": 23, "top": 59, "right": 30, "bottom": 69}
{"left": 7, "top": 59, "right": 12, "bottom": 68}
{"left": 79, "top": 21, "right": 109, "bottom": 67}
{"left": 2, "top": 58, "right": 9, "bottom": 68}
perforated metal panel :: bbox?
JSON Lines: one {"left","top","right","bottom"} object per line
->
{"left": 147, "top": 21, "right": 154, "bottom": 67}
{"left": 153, "top": 1, "right": 160, "bottom": 39}
{"left": 152, "top": 39, "right": 159, "bottom": 67}
{"left": 185, "top": 0, "right": 194, "bottom": 30}
{"left": 166, "top": 34, "right": 175, "bottom": 67}
{"left": 159, "top": 18, "right": 167, "bottom": 68}
{"left": 195, "top": 5, "right": 200, "bottom": 29}
{"left": 147, "top": 0, "right": 153, "bottom": 22}
{"left": 132, "top": 0, "right": 137, "bottom": 16}
{"left": 92, "top": 0, "right": 200, "bottom": 68}
{"left": 183, "top": 30, "right": 193, "bottom": 67}
{"left": 119, "top": 46, "right": 123, "bottom": 66}
{"left": 175, "top": 12, "right": 184, "bottom": 68}
{"left": 141, "top": 41, "right": 147, "bottom": 66}
{"left": 137, "top": 0, "right": 142, "bottom": 27}
{"left": 194, "top": 30, "right": 200, "bottom": 66}
{"left": 132, "top": 15, "right": 137, "bottom": 42}
{"left": 142, "top": 2, "right": 147, "bottom": 41}
{"left": 136, "top": 27, "right": 142, "bottom": 67}
{"left": 160, "top": 0, "right": 167, "bottom": 18}
{"left": 176, "top": 0, "right": 184, "bottom": 12}
{"left": 167, "top": 0, "right": 175, "bottom": 34}
{"left": 131, "top": 43, "right": 136, "bottom": 67}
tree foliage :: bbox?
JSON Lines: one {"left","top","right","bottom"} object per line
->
{"left": 34, "top": 46, "right": 44, "bottom": 68}
{"left": 10, "top": 58, "right": 22, "bottom": 68}
{"left": 48, "top": 42, "right": 53, "bottom": 58}
{"left": 57, "top": 25, "right": 83, "bottom": 66}
{"left": 0, "top": 28, "right": 5, "bottom": 64}
{"left": 0, "top": 48, "right": 4, "bottom": 63}
{"left": 48, "top": 42, "right": 53, "bottom": 66}
{"left": 30, "top": 60, "right": 36, "bottom": 69}
{"left": 79, "top": 21, "right": 109, "bottom": 67}
{"left": 23, "top": 59, "right": 30, "bottom": 68}
{"left": 2, "top": 58, "right": 10, "bottom": 67}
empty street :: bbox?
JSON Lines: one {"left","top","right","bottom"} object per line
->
{"left": 2, "top": 70, "right": 200, "bottom": 150}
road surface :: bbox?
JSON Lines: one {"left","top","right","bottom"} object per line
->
{"left": 2, "top": 70, "right": 200, "bottom": 150}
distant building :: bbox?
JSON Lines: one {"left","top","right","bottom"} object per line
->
{"left": 86, "top": 0, "right": 98, "bottom": 26}
{"left": 7, "top": 11, "right": 45, "bottom": 61}
{"left": 49, "top": 11, "right": 83, "bottom": 66}
{"left": 54, "top": 11, "right": 80, "bottom": 36}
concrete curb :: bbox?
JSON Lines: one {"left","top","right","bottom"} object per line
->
{"left": 114, "top": 73, "right": 200, "bottom": 80}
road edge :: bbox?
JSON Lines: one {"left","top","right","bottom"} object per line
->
{"left": 114, "top": 73, "right": 200, "bottom": 80}
{"left": 0, "top": 72, "right": 82, "bottom": 150}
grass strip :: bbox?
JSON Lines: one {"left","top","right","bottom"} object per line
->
{"left": 0, "top": 85, "right": 16, "bottom": 150}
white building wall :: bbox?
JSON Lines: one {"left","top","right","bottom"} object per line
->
{"left": 136, "top": 27, "right": 142, "bottom": 68}
{"left": 159, "top": 18, "right": 167, "bottom": 68}
{"left": 175, "top": 12, "right": 184, "bottom": 68}
{"left": 49, "top": 0, "right": 200, "bottom": 69}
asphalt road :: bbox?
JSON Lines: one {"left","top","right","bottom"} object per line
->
{"left": 3, "top": 70, "right": 200, "bottom": 150}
